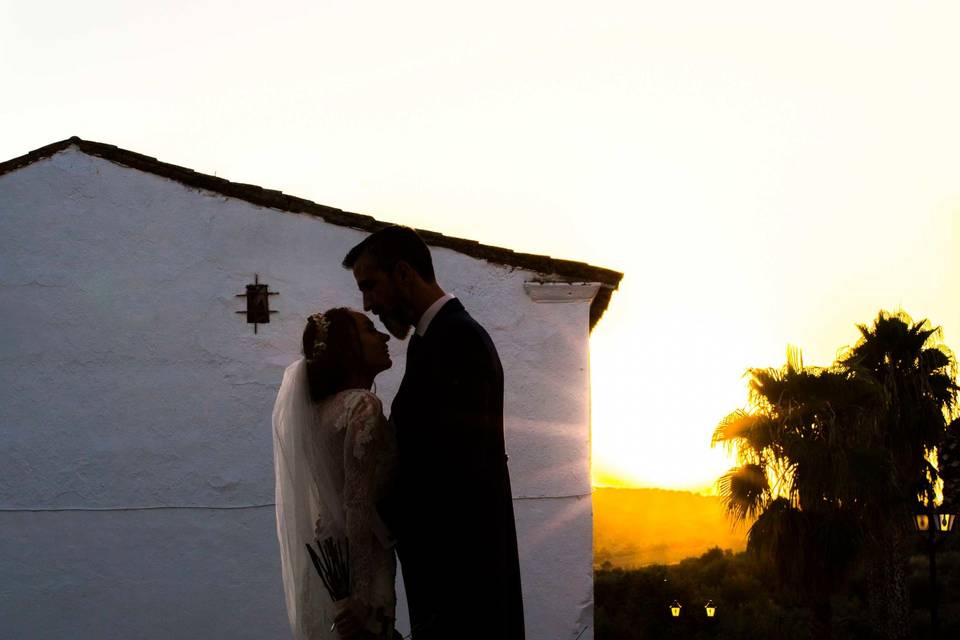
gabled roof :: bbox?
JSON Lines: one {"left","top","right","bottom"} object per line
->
{"left": 0, "top": 137, "right": 622, "bottom": 328}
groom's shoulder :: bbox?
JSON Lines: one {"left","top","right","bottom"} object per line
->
{"left": 435, "top": 302, "right": 487, "bottom": 338}
{"left": 433, "top": 305, "right": 498, "bottom": 356}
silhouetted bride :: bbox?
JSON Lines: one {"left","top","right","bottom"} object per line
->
{"left": 273, "top": 309, "right": 397, "bottom": 639}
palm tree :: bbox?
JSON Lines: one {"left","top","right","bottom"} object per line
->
{"left": 840, "top": 311, "right": 956, "bottom": 497}
{"left": 713, "top": 348, "right": 887, "bottom": 637}
{"left": 714, "top": 311, "right": 957, "bottom": 639}
{"left": 838, "top": 311, "right": 958, "bottom": 639}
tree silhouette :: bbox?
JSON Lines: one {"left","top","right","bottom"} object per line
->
{"left": 713, "top": 349, "right": 881, "bottom": 637}
{"left": 838, "top": 311, "right": 957, "bottom": 639}
{"left": 940, "top": 418, "right": 960, "bottom": 511}
{"left": 713, "top": 311, "right": 957, "bottom": 639}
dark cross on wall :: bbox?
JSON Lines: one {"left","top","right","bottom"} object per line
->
{"left": 236, "top": 274, "right": 278, "bottom": 333}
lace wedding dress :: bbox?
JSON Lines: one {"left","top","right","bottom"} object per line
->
{"left": 274, "top": 359, "right": 397, "bottom": 639}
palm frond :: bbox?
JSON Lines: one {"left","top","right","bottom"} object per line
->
{"left": 786, "top": 344, "right": 804, "bottom": 373}
{"left": 712, "top": 410, "right": 778, "bottom": 458}
{"left": 717, "top": 463, "right": 769, "bottom": 526}
{"left": 920, "top": 348, "right": 951, "bottom": 373}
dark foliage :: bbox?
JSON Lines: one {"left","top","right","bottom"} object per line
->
{"left": 595, "top": 545, "right": 960, "bottom": 639}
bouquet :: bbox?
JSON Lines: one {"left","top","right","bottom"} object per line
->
{"left": 305, "top": 536, "right": 350, "bottom": 602}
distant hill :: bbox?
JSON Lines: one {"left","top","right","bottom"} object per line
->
{"left": 593, "top": 487, "right": 749, "bottom": 568}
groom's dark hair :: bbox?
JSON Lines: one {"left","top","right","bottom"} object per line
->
{"left": 342, "top": 225, "right": 436, "bottom": 284}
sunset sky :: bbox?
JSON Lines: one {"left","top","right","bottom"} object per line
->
{"left": 3, "top": 1, "right": 958, "bottom": 493}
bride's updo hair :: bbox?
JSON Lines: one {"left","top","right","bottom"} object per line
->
{"left": 302, "top": 307, "right": 362, "bottom": 402}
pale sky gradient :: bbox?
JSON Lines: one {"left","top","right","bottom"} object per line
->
{"left": 3, "top": 1, "right": 958, "bottom": 492}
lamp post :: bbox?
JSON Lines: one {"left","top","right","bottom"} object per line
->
{"left": 914, "top": 510, "right": 955, "bottom": 633}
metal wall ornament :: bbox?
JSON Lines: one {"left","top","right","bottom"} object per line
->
{"left": 235, "top": 274, "right": 278, "bottom": 333}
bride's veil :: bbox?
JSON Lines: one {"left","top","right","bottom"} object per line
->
{"left": 273, "top": 358, "right": 345, "bottom": 639}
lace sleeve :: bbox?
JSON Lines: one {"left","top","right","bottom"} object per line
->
{"left": 342, "top": 390, "right": 385, "bottom": 613}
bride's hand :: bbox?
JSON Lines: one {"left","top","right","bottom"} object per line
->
{"left": 332, "top": 598, "right": 370, "bottom": 639}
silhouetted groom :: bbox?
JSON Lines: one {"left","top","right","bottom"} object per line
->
{"left": 344, "top": 226, "right": 525, "bottom": 640}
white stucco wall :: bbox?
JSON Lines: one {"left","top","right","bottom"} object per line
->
{"left": 0, "top": 147, "right": 596, "bottom": 639}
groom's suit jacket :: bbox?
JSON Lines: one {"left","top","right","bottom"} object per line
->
{"left": 387, "top": 298, "right": 525, "bottom": 640}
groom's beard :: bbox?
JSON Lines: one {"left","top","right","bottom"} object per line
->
{"left": 379, "top": 312, "right": 411, "bottom": 340}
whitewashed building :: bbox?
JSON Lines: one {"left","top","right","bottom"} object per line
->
{"left": 0, "top": 138, "right": 622, "bottom": 640}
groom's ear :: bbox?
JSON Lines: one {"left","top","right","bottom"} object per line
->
{"left": 393, "top": 260, "right": 418, "bottom": 287}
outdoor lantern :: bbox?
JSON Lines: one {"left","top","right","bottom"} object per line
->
{"left": 938, "top": 513, "right": 956, "bottom": 533}
{"left": 705, "top": 601, "right": 717, "bottom": 618}
{"left": 670, "top": 601, "right": 682, "bottom": 617}
{"left": 915, "top": 513, "right": 931, "bottom": 532}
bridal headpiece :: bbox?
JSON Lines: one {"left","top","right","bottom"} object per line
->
{"left": 309, "top": 312, "right": 330, "bottom": 359}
